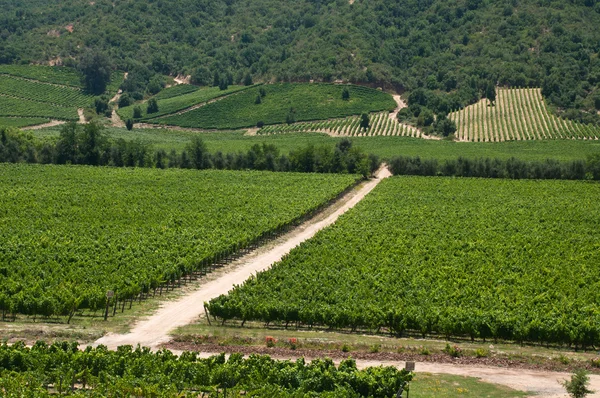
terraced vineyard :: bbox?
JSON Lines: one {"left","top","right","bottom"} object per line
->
{"left": 0, "top": 75, "right": 94, "bottom": 108}
{"left": 209, "top": 176, "right": 600, "bottom": 347}
{"left": 0, "top": 164, "right": 358, "bottom": 319}
{"left": 157, "top": 83, "right": 396, "bottom": 129}
{"left": 450, "top": 88, "right": 600, "bottom": 142}
{"left": 0, "top": 94, "right": 79, "bottom": 121}
{"left": 0, "top": 65, "right": 83, "bottom": 87}
{"left": 259, "top": 112, "right": 422, "bottom": 138}
{"left": 117, "top": 85, "right": 249, "bottom": 121}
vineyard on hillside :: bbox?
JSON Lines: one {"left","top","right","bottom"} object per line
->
{"left": 157, "top": 83, "right": 396, "bottom": 129}
{"left": 0, "top": 342, "right": 411, "bottom": 397}
{"left": 0, "top": 66, "right": 123, "bottom": 126}
{"left": 117, "top": 85, "right": 251, "bottom": 121}
{"left": 0, "top": 165, "right": 358, "bottom": 319}
{"left": 208, "top": 177, "right": 600, "bottom": 347}
{"left": 259, "top": 112, "right": 422, "bottom": 138}
{"left": 449, "top": 88, "right": 600, "bottom": 142}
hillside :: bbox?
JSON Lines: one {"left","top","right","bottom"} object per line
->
{"left": 1, "top": 0, "right": 599, "bottom": 123}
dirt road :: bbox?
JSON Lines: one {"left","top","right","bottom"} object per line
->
{"left": 94, "top": 167, "right": 391, "bottom": 349}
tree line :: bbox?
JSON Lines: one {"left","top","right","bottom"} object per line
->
{"left": 389, "top": 155, "right": 600, "bottom": 181}
{"left": 0, "top": 125, "right": 380, "bottom": 177}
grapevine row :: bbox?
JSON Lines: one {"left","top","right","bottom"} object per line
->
{"left": 450, "top": 88, "right": 600, "bottom": 141}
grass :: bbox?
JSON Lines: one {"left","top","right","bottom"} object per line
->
{"left": 158, "top": 83, "right": 397, "bottom": 129}
{"left": 410, "top": 373, "right": 529, "bottom": 397}
{"left": 117, "top": 85, "right": 250, "bottom": 121}
{"left": 29, "top": 127, "right": 600, "bottom": 161}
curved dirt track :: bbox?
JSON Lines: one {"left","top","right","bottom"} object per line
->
{"left": 94, "top": 166, "right": 392, "bottom": 350}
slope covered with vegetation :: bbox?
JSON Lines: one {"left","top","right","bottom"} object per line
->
{"left": 208, "top": 176, "right": 600, "bottom": 347}
{"left": 1, "top": 0, "right": 598, "bottom": 123}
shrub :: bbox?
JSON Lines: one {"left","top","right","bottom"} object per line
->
{"left": 341, "top": 344, "right": 351, "bottom": 353}
{"left": 475, "top": 348, "right": 490, "bottom": 358}
{"left": 418, "top": 346, "right": 431, "bottom": 356}
{"left": 369, "top": 344, "right": 380, "bottom": 353}
{"left": 256, "top": 121, "right": 264, "bottom": 128}
{"left": 288, "top": 338, "right": 297, "bottom": 350}
{"left": 147, "top": 98, "right": 159, "bottom": 114}
{"left": 590, "top": 358, "right": 600, "bottom": 368}
{"left": 562, "top": 369, "right": 594, "bottom": 398}
{"left": 265, "top": 336, "right": 277, "bottom": 348}
{"left": 443, "top": 344, "right": 462, "bottom": 358}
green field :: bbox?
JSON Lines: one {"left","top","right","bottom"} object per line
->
{"left": 0, "top": 164, "right": 357, "bottom": 318}
{"left": 157, "top": 83, "right": 396, "bottom": 129}
{"left": 117, "top": 85, "right": 250, "bottom": 121}
{"left": 208, "top": 176, "right": 600, "bottom": 347}
{"left": 0, "top": 65, "right": 124, "bottom": 126}
{"left": 0, "top": 94, "right": 79, "bottom": 121}
{"left": 0, "top": 65, "right": 83, "bottom": 87}
{"left": 450, "top": 88, "right": 600, "bottom": 141}
{"left": 29, "top": 126, "right": 600, "bottom": 161}
{"left": 0, "top": 117, "right": 49, "bottom": 128}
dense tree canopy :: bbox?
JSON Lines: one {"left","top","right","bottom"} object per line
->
{"left": 0, "top": 0, "right": 599, "bottom": 122}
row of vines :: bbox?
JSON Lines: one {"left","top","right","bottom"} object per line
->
{"left": 0, "top": 164, "right": 358, "bottom": 320}
{"left": 258, "top": 112, "right": 422, "bottom": 138}
{"left": 208, "top": 176, "right": 600, "bottom": 348}
{"left": 449, "top": 88, "right": 600, "bottom": 142}
{"left": 0, "top": 342, "right": 411, "bottom": 397}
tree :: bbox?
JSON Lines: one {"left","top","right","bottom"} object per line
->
{"left": 219, "top": 78, "right": 229, "bottom": 91}
{"left": 342, "top": 87, "right": 350, "bottom": 100}
{"left": 434, "top": 114, "right": 456, "bottom": 137}
{"left": 147, "top": 98, "right": 159, "bottom": 114}
{"left": 244, "top": 73, "right": 253, "bottom": 86}
{"left": 255, "top": 95, "right": 262, "bottom": 104}
{"left": 78, "top": 51, "right": 112, "bottom": 95}
{"left": 186, "top": 137, "right": 209, "bottom": 169}
{"left": 133, "top": 106, "right": 142, "bottom": 119}
{"left": 94, "top": 97, "right": 109, "bottom": 115}
{"left": 360, "top": 113, "right": 369, "bottom": 131}
{"left": 126, "top": 119, "right": 134, "bottom": 131}
{"left": 563, "top": 370, "right": 594, "bottom": 398}
{"left": 485, "top": 82, "right": 496, "bottom": 106}
{"left": 213, "top": 71, "right": 220, "bottom": 87}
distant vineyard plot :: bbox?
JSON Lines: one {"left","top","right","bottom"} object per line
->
{"left": 450, "top": 88, "right": 600, "bottom": 142}
{"left": 117, "top": 85, "right": 250, "bottom": 121}
{"left": 0, "top": 165, "right": 357, "bottom": 319}
{"left": 259, "top": 112, "right": 422, "bottom": 138}
{"left": 157, "top": 83, "right": 396, "bottom": 129}
{"left": 0, "top": 65, "right": 123, "bottom": 127}
{"left": 209, "top": 177, "right": 600, "bottom": 347}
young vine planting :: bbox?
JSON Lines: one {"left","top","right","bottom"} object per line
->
{"left": 450, "top": 88, "right": 600, "bottom": 141}
{"left": 0, "top": 164, "right": 358, "bottom": 320}
{"left": 0, "top": 75, "right": 95, "bottom": 108}
{"left": 258, "top": 112, "right": 421, "bottom": 138}
{"left": 209, "top": 176, "right": 600, "bottom": 348}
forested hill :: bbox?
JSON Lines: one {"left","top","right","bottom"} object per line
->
{"left": 1, "top": 0, "right": 599, "bottom": 122}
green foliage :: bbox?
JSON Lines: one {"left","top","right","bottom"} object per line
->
{"left": 0, "top": 75, "right": 94, "bottom": 108}
{"left": 0, "top": 164, "right": 357, "bottom": 316}
{"left": 0, "top": 65, "right": 83, "bottom": 87}
{"left": 0, "top": 343, "right": 412, "bottom": 397}
{"left": 0, "top": 95, "right": 78, "bottom": 120}
{"left": 146, "top": 97, "right": 159, "bottom": 114}
{"left": 360, "top": 113, "right": 369, "bottom": 131}
{"left": 78, "top": 51, "right": 112, "bottom": 95}
{"left": 125, "top": 119, "right": 133, "bottom": 131}
{"left": 154, "top": 84, "right": 199, "bottom": 100}
{"left": 563, "top": 370, "right": 594, "bottom": 398}
{"left": 208, "top": 177, "right": 600, "bottom": 346}
{"left": 0, "top": 117, "right": 49, "bottom": 128}
{"left": 118, "top": 85, "right": 248, "bottom": 121}
{"left": 160, "top": 84, "right": 395, "bottom": 129}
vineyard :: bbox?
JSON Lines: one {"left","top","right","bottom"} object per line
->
{"left": 0, "top": 117, "right": 49, "bottom": 128}
{"left": 0, "top": 65, "right": 123, "bottom": 127}
{"left": 0, "top": 342, "right": 411, "bottom": 397}
{"left": 449, "top": 88, "right": 600, "bottom": 141}
{"left": 117, "top": 85, "right": 250, "bottom": 121}
{"left": 157, "top": 83, "right": 396, "bottom": 129}
{"left": 208, "top": 176, "right": 600, "bottom": 347}
{"left": 258, "top": 112, "right": 422, "bottom": 138}
{"left": 0, "top": 164, "right": 358, "bottom": 319}
{"left": 0, "top": 94, "right": 79, "bottom": 121}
